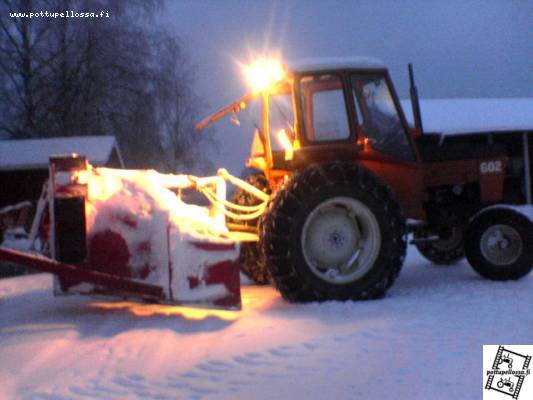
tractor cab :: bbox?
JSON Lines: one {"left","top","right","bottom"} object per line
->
{"left": 230, "top": 58, "right": 419, "bottom": 192}
{"left": 194, "top": 57, "right": 417, "bottom": 168}
{"left": 290, "top": 61, "right": 416, "bottom": 162}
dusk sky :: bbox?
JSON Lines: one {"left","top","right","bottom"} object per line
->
{"left": 165, "top": 0, "right": 533, "bottom": 173}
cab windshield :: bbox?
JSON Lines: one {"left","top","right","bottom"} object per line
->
{"left": 269, "top": 91, "right": 294, "bottom": 151}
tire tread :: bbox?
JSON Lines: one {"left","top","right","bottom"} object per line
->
{"left": 261, "top": 161, "right": 407, "bottom": 302}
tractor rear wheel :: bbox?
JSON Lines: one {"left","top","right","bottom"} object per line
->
{"left": 261, "top": 161, "right": 406, "bottom": 302}
{"left": 465, "top": 208, "right": 532, "bottom": 280}
{"left": 230, "top": 172, "right": 271, "bottom": 284}
{"left": 415, "top": 226, "right": 465, "bottom": 265}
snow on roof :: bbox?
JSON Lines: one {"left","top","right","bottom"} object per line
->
{"left": 401, "top": 98, "right": 533, "bottom": 135}
{"left": 288, "top": 56, "right": 385, "bottom": 73}
{"left": 0, "top": 135, "right": 124, "bottom": 171}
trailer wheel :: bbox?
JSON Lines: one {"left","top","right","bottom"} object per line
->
{"left": 261, "top": 161, "right": 406, "bottom": 302}
{"left": 415, "top": 226, "right": 465, "bottom": 265}
{"left": 230, "top": 172, "right": 271, "bottom": 284}
{"left": 465, "top": 208, "right": 533, "bottom": 280}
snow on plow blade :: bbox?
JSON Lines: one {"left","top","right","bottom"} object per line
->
{"left": 0, "top": 154, "right": 243, "bottom": 309}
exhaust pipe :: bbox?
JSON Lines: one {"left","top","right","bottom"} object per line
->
{"left": 408, "top": 63, "right": 424, "bottom": 135}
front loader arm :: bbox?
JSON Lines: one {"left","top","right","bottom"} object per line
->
{"left": 195, "top": 92, "right": 257, "bottom": 131}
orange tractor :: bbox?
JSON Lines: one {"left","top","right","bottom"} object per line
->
{"left": 196, "top": 57, "right": 533, "bottom": 302}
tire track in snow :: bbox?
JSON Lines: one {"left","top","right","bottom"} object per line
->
{"left": 66, "top": 373, "right": 175, "bottom": 400}
{"left": 32, "top": 327, "right": 459, "bottom": 400}
{"left": 162, "top": 336, "right": 347, "bottom": 399}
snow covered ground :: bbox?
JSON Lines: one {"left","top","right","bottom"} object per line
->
{"left": 1, "top": 245, "right": 532, "bottom": 400}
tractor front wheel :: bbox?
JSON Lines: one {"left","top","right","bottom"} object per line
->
{"left": 261, "top": 161, "right": 406, "bottom": 302}
{"left": 465, "top": 208, "right": 532, "bottom": 280}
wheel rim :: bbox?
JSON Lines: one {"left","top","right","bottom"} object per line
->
{"left": 480, "top": 224, "right": 523, "bottom": 266}
{"left": 301, "top": 197, "right": 381, "bottom": 284}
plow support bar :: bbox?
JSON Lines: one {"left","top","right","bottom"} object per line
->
{"left": 0, "top": 247, "right": 164, "bottom": 300}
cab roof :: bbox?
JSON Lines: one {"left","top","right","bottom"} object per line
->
{"left": 288, "top": 57, "right": 386, "bottom": 73}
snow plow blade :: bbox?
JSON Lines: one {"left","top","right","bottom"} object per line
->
{"left": 0, "top": 247, "right": 165, "bottom": 300}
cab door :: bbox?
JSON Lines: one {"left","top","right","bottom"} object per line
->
{"left": 350, "top": 72, "right": 425, "bottom": 219}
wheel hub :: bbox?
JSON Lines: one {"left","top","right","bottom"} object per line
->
{"left": 301, "top": 197, "right": 381, "bottom": 284}
{"left": 480, "top": 224, "right": 523, "bottom": 266}
{"left": 433, "top": 226, "right": 463, "bottom": 251}
{"left": 328, "top": 230, "right": 344, "bottom": 248}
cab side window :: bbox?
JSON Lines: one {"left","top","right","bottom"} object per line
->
{"left": 300, "top": 74, "right": 350, "bottom": 142}
{"left": 352, "top": 75, "right": 414, "bottom": 161}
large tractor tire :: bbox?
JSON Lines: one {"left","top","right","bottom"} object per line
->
{"left": 231, "top": 172, "right": 271, "bottom": 284}
{"left": 465, "top": 207, "right": 532, "bottom": 280}
{"left": 414, "top": 225, "right": 465, "bottom": 265}
{"left": 261, "top": 161, "right": 407, "bottom": 302}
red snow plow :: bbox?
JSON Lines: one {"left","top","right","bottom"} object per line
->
{"left": 0, "top": 154, "right": 268, "bottom": 310}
